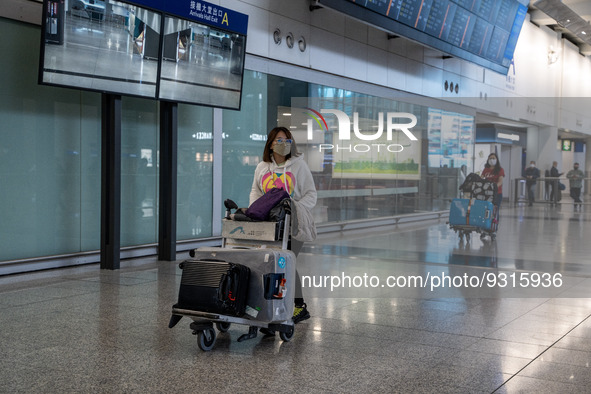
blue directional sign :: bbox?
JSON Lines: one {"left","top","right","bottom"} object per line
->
{"left": 128, "top": 0, "right": 248, "bottom": 34}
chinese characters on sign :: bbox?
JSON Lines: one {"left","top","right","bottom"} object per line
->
{"left": 189, "top": 1, "right": 229, "bottom": 26}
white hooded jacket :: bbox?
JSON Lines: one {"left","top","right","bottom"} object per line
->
{"left": 249, "top": 154, "right": 317, "bottom": 241}
{"left": 249, "top": 154, "right": 317, "bottom": 210}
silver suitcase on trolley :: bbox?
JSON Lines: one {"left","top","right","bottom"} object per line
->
{"left": 192, "top": 247, "right": 295, "bottom": 324}
{"left": 170, "top": 201, "right": 296, "bottom": 350}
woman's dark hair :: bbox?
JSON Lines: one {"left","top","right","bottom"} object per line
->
{"left": 485, "top": 153, "right": 502, "bottom": 174}
{"left": 262, "top": 126, "right": 300, "bottom": 163}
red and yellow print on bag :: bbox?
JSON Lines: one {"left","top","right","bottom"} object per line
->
{"left": 262, "top": 171, "right": 295, "bottom": 196}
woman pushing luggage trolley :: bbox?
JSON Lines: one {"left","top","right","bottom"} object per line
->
{"left": 449, "top": 154, "right": 504, "bottom": 242}
{"left": 449, "top": 172, "right": 499, "bottom": 242}
{"left": 169, "top": 126, "right": 317, "bottom": 351}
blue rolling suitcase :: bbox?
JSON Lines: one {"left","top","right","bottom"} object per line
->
{"left": 449, "top": 198, "right": 496, "bottom": 231}
{"left": 469, "top": 199, "right": 495, "bottom": 231}
{"left": 449, "top": 199, "right": 470, "bottom": 226}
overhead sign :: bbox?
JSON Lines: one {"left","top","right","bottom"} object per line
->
{"left": 317, "top": 0, "right": 528, "bottom": 75}
{"left": 128, "top": 0, "right": 248, "bottom": 34}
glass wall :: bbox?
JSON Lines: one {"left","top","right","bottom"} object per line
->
{"left": 292, "top": 90, "right": 431, "bottom": 221}
{"left": 121, "top": 97, "right": 159, "bottom": 247}
{"left": 0, "top": 18, "right": 216, "bottom": 264}
{"left": 0, "top": 18, "right": 103, "bottom": 261}
{"left": 0, "top": 17, "right": 474, "bottom": 266}
{"left": 221, "top": 71, "right": 268, "bottom": 208}
{"left": 177, "top": 105, "right": 214, "bottom": 239}
{"left": 222, "top": 72, "right": 475, "bottom": 225}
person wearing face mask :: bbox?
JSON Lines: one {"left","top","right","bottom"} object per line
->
{"left": 249, "top": 126, "right": 317, "bottom": 332}
{"left": 481, "top": 153, "right": 505, "bottom": 209}
{"left": 566, "top": 162, "right": 584, "bottom": 207}
{"left": 524, "top": 161, "right": 540, "bottom": 206}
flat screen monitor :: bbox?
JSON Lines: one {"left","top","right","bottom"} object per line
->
{"left": 39, "top": 0, "right": 162, "bottom": 99}
{"left": 39, "top": 0, "right": 248, "bottom": 109}
{"left": 157, "top": 14, "right": 246, "bottom": 109}
{"left": 318, "top": 0, "right": 528, "bottom": 75}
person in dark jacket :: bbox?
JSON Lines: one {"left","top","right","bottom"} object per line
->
{"left": 524, "top": 161, "right": 540, "bottom": 206}
{"left": 566, "top": 162, "right": 585, "bottom": 208}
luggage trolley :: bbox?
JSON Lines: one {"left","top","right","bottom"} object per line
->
{"left": 449, "top": 175, "right": 499, "bottom": 242}
{"left": 448, "top": 200, "right": 498, "bottom": 242}
{"left": 169, "top": 199, "right": 296, "bottom": 351}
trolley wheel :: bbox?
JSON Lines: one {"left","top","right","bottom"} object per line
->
{"left": 197, "top": 327, "right": 217, "bottom": 351}
{"left": 216, "top": 322, "right": 231, "bottom": 333}
{"left": 279, "top": 326, "right": 295, "bottom": 342}
{"left": 491, "top": 233, "right": 496, "bottom": 241}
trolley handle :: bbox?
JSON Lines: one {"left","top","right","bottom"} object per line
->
{"left": 224, "top": 199, "right": 239, "bottom": 219}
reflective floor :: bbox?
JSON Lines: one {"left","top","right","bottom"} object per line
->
{"left": 1, "top": 203, "right": 590, "bottom": 392}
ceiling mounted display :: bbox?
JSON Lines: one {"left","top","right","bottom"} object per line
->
{"left": 39, "top": 0, "right": 249, "bottom": 109}
{"left": 316, "top": 0, "right": 528, "bottom": 75}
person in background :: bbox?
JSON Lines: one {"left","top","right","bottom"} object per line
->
{"left": 481, "top": 153, "right": 505, "bottom": 209}
{"left": 566, "top": 162, "right": 584, "bottom": 209}
{"left": 549, "top": 161, "right": 563, "bottom": 203}
{"left": 524, "top": 161, "right": 540, "bottom": 206}
{"left": 249, "top": 126, "right": 317, "bottom": 333}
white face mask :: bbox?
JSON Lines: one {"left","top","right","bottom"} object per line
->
{"left": 530, "top": 164, "right": 535, "bottom": 168}
{"left": 488, "top": 159, "right": 497, "bottom": 166}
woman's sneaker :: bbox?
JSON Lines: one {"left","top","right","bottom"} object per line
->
{"left": 293, "top": 303, "right": 310, "bottom": 323}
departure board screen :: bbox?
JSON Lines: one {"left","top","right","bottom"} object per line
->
{"left": 318, "top": 0, "right": 528, "bottom": 74}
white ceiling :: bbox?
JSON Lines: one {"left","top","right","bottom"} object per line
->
{"left": 529, "top": 0, "right": 591, "bottom": 55}
{"left": 475, "top": 1, "right": 591, "bottom": 131}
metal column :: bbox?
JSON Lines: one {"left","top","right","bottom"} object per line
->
{"left": 100, "top": 94, "right": 122, "bottom": 270}
{"left": 159, "top": 101, "right": 178, "bottom": 261}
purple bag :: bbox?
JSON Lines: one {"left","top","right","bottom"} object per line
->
{"left": 245, "top": 188, "right": 290, "bottom": 221}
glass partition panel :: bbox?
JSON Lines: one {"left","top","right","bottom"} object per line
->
{"left": 221, "top": 71, "right": 268, "bottom": 208}
{"left": 121, "top": 97, "right": 159, "bottom": 247}
{"left": 221, "top": 71, "right": 474, "bottom": 225}
{"left": 177, "top": 104, "right": 214, "bottom": 239}
{"left": 0, "top": 18, "right": 103, "bottom": 261}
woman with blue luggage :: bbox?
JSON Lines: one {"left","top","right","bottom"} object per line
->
{"left": 250, "top": 126, "right": 317, "bottom": 330}
{"left": 481, "top": 153, "right": 504, "bottom": 238}
{"left": 481, "top": 153, "right": 505, "bottom": 209}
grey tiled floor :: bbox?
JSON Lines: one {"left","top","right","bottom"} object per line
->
{"left": 1, "top": 203, "right": 591, "bottom": 393}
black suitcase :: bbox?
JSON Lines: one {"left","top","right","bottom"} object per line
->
{"left": 175, "top": 259, "right": 250, "bottom": 317}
